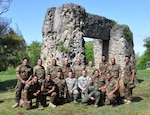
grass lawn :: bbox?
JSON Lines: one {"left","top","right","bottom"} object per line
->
{"left": 0, "top": 69, "right": 150, "bottom": 115}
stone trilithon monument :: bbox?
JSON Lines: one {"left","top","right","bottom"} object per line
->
{"left": 41, "top": 3, "right": 135, "bottom": 70}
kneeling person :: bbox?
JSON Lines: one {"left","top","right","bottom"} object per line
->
{"left": 53, "top": 71, "right": 67, "bottom": 104}
{"left": 105, "top": 72, "right": 119, "bottom": 107}
{"left": 22, "top": 76, "right": 43, "bottom": 110}
{"left": 65, "top": 71, "right": 79, "bottom": 103}
{"left": 41, "top": 74, "right": 57, "bottom": 108}
{"left": 82, "top": 77, "right": 101, "bottom": 108}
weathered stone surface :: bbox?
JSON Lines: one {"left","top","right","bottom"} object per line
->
{"left": 83, "top": 13, "right": 112, "bottom": 40}
{"left": 109, "top": 24, "right": 135, "bottom": 70}
{"left": 41, "top": 3, "right": 135, "bottom": 70}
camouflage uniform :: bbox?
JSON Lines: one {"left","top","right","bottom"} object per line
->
{"left": 93, "top": 75, "right": 105, "bottom": 88}
{"left": 53, "top": 78, "right": 67, "bottom": 104}
{"left": 82, "top": 83, "right": 100, "bottom": 106}
{"left": 123, "top": 62, "right": 135, "bottom": 100}
{"left": 93, "top": 74, "right": 105, "bottom": 105}
{"left": 61, "top": 66, "right": 72, "bottom": 79}
{"left": 86, "top": 66, "right": 95, "bottom": 77}
{"left": 72, "top": 64, "right": 85, "bottom": 79}
{"left": 47, "top": 65, "right": 62, "bottom": 80}
{"left": 105, "top": 78, "right": 119, "bottom": 105}
{"left": 65, "top": 77, "right": 79, "bottom": 102}
{"left": 15, "top": 64, "right": 32, "bottom": 104}
{"left": 41, "top": 79, "right": 57, "bottom": 106}
{"left": 33, "top": 65, "right": 45, "bottom": 84}
{"left": 99, "top": 61, "right": 109, "bottom": 77}
{"left": 107, "top": 64, "right": 121, "bottom": 80}
{"left": 23, "top": 80, "right": 41, "bottom": 109}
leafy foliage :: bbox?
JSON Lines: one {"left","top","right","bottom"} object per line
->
{"left": 122, "top": 27, "right": 133, "bottom": 40}
{"left": 137, "top": 37, "right": 150, "bottom": 70}
{"left": 26, "top": 41, "right": 41, "bottom": 67}
{"left": 56, "top": 41, "right": 68, "bottom": 53}
{"left": 0, "top": 28, "right": 27, "bottom": 71}
{"left": 110, "top": 20, "right": 117, "bottom": 28}
{"left": 85, "top": 41, "right": 94, "bottom": 64}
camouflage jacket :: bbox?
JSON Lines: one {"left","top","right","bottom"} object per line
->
{"left": 16, "top": 64, "right": 32, "bottom": 81}
{"left": 33, "top": 65, "right": 45, "bottom": 82}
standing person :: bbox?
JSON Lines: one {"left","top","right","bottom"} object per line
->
{"left": 78, "top": 70, "right": 89, "bottom": 98}
{"left": 123, "top": 56, "right": 136, "bottom": 104}
{"left": 72, "top": 58, "right": 85, "bottom": 79}
{"left": 65, "top": 71, "right": 79, "bottom": 103}
{"left": 107, "top": 58, "right": 121, "bottom": 81}
{"left": 61, "top": 58, "right": 72, "bottom": 79}
{"left": 82, "top": 77, "right": 101, "bottom": 108}
{"left": 99, "top": 55, "right": 109, "bottom": 77}
{"left": 86, "top": 61, "right": 95, "bottom": 77}
{"left": 53, "top": 71, "right": 67, "bottom": 104}
{"left": 33, "top": 59, "right": 45, "bottom": 85}
{"left": 21, "top": 76, "right": 43, "bottom": 110}
{"left": 12, "top": 58, "right": 32, "bottom": 108}
{"left": 41, "top": 74, "right": 57, "bottom": 108}
{"left": 93, "top": 69, "right": 106, "bottom": 105}
{"left": 47, "top": 59, "right": 62, "bottom": 80}
{"left": 105, "top": 72, "right": 119, "bottom": 107}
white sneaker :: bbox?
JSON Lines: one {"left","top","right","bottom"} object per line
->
{"left": 94, "top": 104, "right": 98, "bottom": 108}
{"left": 123, "top": 99, "right": 128, "bottom": 103}
{"left": 12, "top": 103, "right": 19, "bottom": 108}
{"left": 126, "top": 100, "right": 131, "bottom": 104}
{"left": 49, "top": 102, "right": 56, "bottom": 108}
{"left": 74, "top": 100, "right": 77, "bottom": 103}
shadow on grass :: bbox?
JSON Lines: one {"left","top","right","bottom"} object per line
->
{"left": 0, "top": 100, "right": 4, "bottom": 103}
{"left": 0, "top": 79, "right": 17, "bottom": 92}
{"left": 137, "top": 78, "right": 144, "bottom": 83}
{"left": 132, "top": 96, "right": 143, "bottom": 103}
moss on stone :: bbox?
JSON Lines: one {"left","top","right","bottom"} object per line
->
{"left": 56, "top": 41, "right": 69, "bottom": 53}
{"left": 122, "top": 27, "right": 133, "bottom": 40}
{"left": 110, "top": 21, "right": 117, "bottom": 28}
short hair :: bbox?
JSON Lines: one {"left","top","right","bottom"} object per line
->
{"left": 94, "top": 69, "right": 99, "bottom": 73}
{"left": 102, "top": 54, "right": 106, "bottom": 57}
{"left": 47, "top": 74, "right": 51, "bottom": 76}
{"left": 125, "top": 55, "right": 131, "bottom": 59}
{"left": 23, "top": 58, "right": 28, "bottom": 61}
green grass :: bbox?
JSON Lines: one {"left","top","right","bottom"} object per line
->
{"left": 0, "top": 70, "right": 150, "bottom": 115}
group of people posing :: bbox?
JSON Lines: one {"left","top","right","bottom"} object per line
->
{"left": 12, "top": 55, "right": 136, "bottom": 110}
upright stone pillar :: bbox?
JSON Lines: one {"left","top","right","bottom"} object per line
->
{"left": 93, "top": 39, "right": 103, "bottom": 68}
{"left": 109, "top": 24, "right": 135, "bottom": 70}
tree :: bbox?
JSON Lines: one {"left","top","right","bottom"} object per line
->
{"left": 137, "top": 37, "right": 150, "bottom": 70}
{"left": 0, "top": 28, "right": 27, "bottom": 71}
{"left": 0, "top": 0, "right": 12, "bottom": 15}
{"left": 26, "top": 41, "right": 41, "bottom": 67}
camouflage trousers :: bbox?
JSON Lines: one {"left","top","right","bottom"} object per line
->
{"left": 15, "top": 81, "right": 25, "bottom": 103}
{"left": 21, "top": 92, "right": 42, "bottom": 110}
{"left": 105, "top": 94, "right": 118, "bottom": 105}
{"left": 124, "top": 84, "right": 133, "bottom": 100}
{"left": 41, "top": 92, "right": 57, "bottom": 106}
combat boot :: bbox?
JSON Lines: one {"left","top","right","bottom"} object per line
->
{"left": 12, "top": 103, "right": 19, "bottom": 108}
{"left": 20, "top": 99, "right": 24, "bottom": 108}
{"left": 38, "top": 103, "right": 44, "bottom": 110}
{"left": 49, "top": 102, "right": 56, "bottom": 108}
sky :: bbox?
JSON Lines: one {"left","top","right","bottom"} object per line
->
{"left": 3, "top": 0, "right": 150, "bottom": 56}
